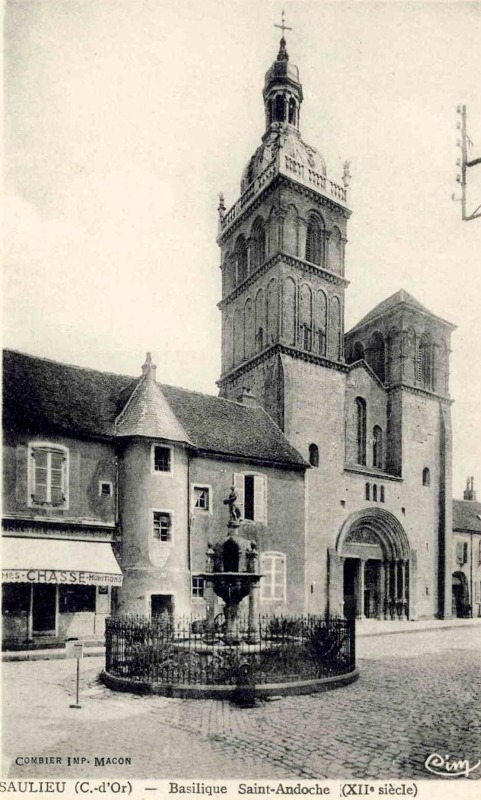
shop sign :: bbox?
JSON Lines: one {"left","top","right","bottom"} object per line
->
{"left": 1, "top": 569, "right": 122, "bottom": 586}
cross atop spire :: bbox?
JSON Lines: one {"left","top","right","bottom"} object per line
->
{"left": 274, "top": 10, "right": 292, "bottom": 39}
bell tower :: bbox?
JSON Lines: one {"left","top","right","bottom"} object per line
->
{"left": 217, "top": 20, "right": 352, "bottom": 437}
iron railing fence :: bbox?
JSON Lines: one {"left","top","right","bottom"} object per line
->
{"left": 105, "top": 613, "right": 355, "bottom": 686}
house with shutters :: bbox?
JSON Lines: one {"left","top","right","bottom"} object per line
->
{"left": 452, "top": 478, "right": 481, "bottom": 618}
{"left": 2, "top": 348, "right": 308, "bottom": 646}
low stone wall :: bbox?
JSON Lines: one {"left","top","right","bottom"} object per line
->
{"left": 101, "top": 666, "right": 359, "bottom": 700}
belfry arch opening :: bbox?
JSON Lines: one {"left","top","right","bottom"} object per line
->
{"left": 334, "top": 509, "right": 412, "bottom": 620}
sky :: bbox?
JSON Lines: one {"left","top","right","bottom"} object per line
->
{"left": 4, "top": 0, "right": 481, "bottom": 496}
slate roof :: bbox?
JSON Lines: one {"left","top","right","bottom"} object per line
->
{"left": 3, "top": 350, "right": 307, "bottom": 468}
{"left": 452, "top": 499, "right": 481, "bottom": 533}
{"left": 347, "top": 289, "right": 454, "bottom": 335}
{"left": 115, "top": 376, "right": 193, "bottom": 444}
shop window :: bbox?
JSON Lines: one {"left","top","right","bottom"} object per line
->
{"left": 2, "top": 583, "right": 30, "bottom": 615}
{"left": 193, "top": 486, "right": 210, "bottom": 511}
{"left": 153, "top": 511, "right": 173, "bottom": 542}
{"left": 308, "top": 444, "right": 319, "bottom": 467}
{"left": 59, "top": 585, "right": 96, "bottom": 613}
{"left": 233, "top": 472, "right": 267, "bottom": 523}
{"left": 152, "top": 445, "right": 172, "bottom": 473}
{"left": 191, "top": 576, "right": 205, "bottom": 600}
{"left": 456, "top": 542, "right": 468, "bottom": 566}
{"left": 422, "top": 467, "right": 431, "bottom": 486}
{"left": 355, "top": 397, "right": 367, "bottom": 465}
{"left": 260, "top": 552, "right": 286, "bottom": 602}
{"left": 29, "top": 443, "right": 68, "bottom": 508}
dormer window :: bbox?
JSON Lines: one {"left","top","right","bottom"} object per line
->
{"left": 29, "top": 444, "right": 68, "bottom": 508}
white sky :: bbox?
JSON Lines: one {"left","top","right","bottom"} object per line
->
{"left": 4, "top": 0, "right": 481, "bottom": 496}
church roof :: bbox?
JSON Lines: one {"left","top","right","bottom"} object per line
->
{"left": 3, "top": 349, "right": 307, "bottom": 468}
{"left": 452, "top": 499, "right": 481, "bottom": 533}
{"left": 347, "top": 289, "right": 453, "bottom": 335}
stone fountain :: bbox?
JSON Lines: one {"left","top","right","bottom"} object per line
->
{"left": 201, "top": 487, "right": 262, "bottom": 644}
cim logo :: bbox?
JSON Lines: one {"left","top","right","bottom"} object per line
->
{"left": 425, "top": 753, "right": 480, "bottom": 778}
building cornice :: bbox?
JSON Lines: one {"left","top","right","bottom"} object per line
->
{"left": 217, "top": 172, "right": 351, "bottom": 244}
{"left": 217, "top": 342, "right": 348, "bottom": 388}
{"left": 218, "top": 252, "right": 348, "bottom": 311}
{"left": 344, "top": 464, "right": 403, "bottom": 483}
{"left": 387, "top": 382, "right": 454, "bottom": 405}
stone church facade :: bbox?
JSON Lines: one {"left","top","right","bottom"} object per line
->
{"left": 216, "top": 35, "right": 455, "bottom": 621}
{"left": 2, "top": 34, "right": 457, "bottom": 646}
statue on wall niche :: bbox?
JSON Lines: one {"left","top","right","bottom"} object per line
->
{"left": 224, "top": 486, "right": 242, "bottom": 523}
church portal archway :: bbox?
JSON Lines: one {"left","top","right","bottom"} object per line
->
{"left": 334, "top": 509, "right": 411, "bottom": 620}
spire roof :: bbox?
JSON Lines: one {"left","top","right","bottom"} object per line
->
{"left": 115, "top": 370, "right": 192, "bottom": 444}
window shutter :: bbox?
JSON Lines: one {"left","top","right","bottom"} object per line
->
{"left": 254, "top": 475, "right": 267, "bottom": 523}
{"left": 233, "top": 473, "right": 245, "bottom": 517}
{"left": 15, "top": 445, "right": 29, "bottom": 505}
{"left": 33, "top": 450, "right": 49, "bottom": 503}
{"left": 50, "top": 451, "right": 65, "bottom": 506}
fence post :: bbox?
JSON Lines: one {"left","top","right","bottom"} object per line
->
{"left": 233, "top": 661, "right": 256, "bottom": 707}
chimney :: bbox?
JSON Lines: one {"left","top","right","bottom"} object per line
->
{"left": 463, "top": 476, "right": 477, "bottom": 502}
{"left": 236, "top": 386, "right": 258, "bottom": 407}
{"left": 141, "top": 352, "right": 157, "bottom": 381}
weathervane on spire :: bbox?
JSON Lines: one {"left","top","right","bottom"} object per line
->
{"left": 275, "top": 10, "right": 292, "bottom": 39}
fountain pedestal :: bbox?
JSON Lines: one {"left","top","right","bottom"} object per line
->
{"left": 201, "top": 520, "right": 262, "bottom": 644}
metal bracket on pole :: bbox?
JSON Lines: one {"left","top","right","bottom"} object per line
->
{"left": 455, "top": 105, "right": 481, "bottom": 221}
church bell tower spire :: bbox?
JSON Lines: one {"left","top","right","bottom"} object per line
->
{"left": 264, "top": 13, "right": 303, "bottom": 132}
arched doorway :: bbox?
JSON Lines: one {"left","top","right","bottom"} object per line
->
{"left": 452, "top": 571, "right": 470, "bottom": 618}
{"left": 333, "top": 509, "right": 411, "bottom": 620}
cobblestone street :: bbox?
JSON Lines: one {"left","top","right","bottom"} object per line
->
{"left": 2, "top": 625, "right": 481, "bottom": 781}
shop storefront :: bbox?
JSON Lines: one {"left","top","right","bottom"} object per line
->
{"left": 2, "top": 537, "right": 123, "bottom": 648}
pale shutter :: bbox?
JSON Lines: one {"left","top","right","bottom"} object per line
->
{"left": 253, "top": 474, "right": 267, "bottom": 523}
{"left": 33, "top": 449, "right": 49, "bottom": 503}
{"left": 50, "top": 451, "right": 65, "bottom": 506}
{"left": 233, "top": 473, "right": 245, "bottom": 517}
{"left": 15, "top": 445, "right": 29, "bottom": 505}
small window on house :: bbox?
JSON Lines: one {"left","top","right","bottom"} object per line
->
{"left": 288, "top": 97, "right": 297, "bottom": 125}
{"left": 153, "top": 446, "right": 172, "bottom": 473}
{"left": 29, "top": 444, "right": 68, "bottom": 508}
{"left": 260, "top": 552, "right": 286, "bottom": 602}
{"left": 59, "top": 585, "right": 96, "bottom": 613}
{"left": 194, "top": 487, "right": 210, "bottom": 511}
{"left": 274, "top": 94, "right": 286, "bottom": 122}
{"left": 373, "top": 484, "right": 378, "bottom": 502}
{"left": 233, "top": 473, "right": 267, "bottom": 523}
{"left": 300, "top": 323, "right": 311, "bottom": 351}
{"left": 456, "top": 542, "right": 468, "bottom": 566}
{"left": 191, "top": 576, "right": 205, "bottom": 600}
{"left": 99, "top": 481, "right": 113, "bottom": 497}
{"left": 380, "top": 486, "right": 385, "bottom": 503}
{"left": 309, "top": 444, "right": 319, "bottom": 468}
{"left": 153, "top": 511, "right": 172, "bottom": 542}
{"left": 422, "top": 467, "right": 430, "bottom": 486}
{"left": 365, "top": 483, "right": 370, "bottom": 500}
